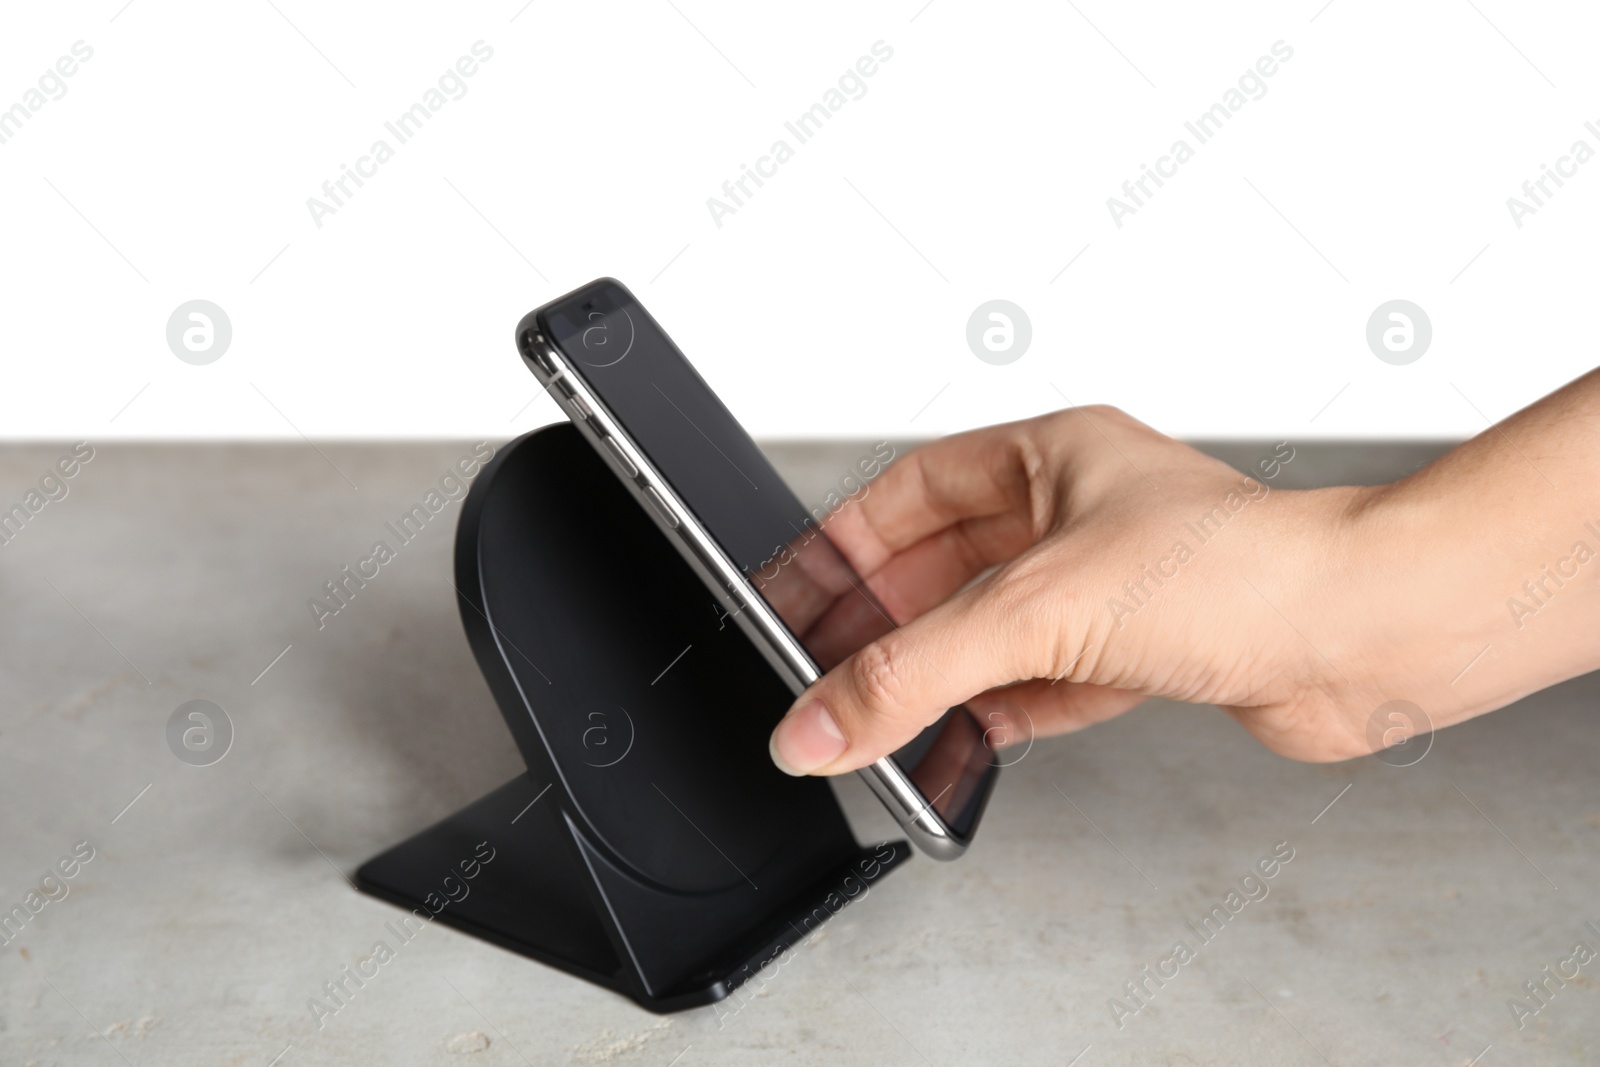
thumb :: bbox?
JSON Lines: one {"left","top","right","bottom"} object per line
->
{"left": 768, "top": 572, "right": 1054, "bottom": 776}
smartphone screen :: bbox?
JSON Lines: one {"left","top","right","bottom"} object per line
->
{"left": 538, "top": 280, "right": 997, "bottom": 838}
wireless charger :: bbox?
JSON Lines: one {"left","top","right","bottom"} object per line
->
{"left": 356, "top": 423, "right": 909, "bottom": 1012}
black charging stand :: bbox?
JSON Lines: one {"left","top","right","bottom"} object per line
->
{"left": 356, "top": 423, "right": 909, "bottom": 1013}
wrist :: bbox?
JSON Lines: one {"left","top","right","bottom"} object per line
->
{"left": 1329, "top": 475, "right": 1555, "bottom": 736}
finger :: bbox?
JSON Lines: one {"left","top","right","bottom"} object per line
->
{"left": 796, "top": 579, "right": 896, "bottom": 669}
{"left": 862, "top": 511, "right": 1036, "bottom": 622}
{"left": 967, "top": 679, "right": 1146, "bottom": 748}
{"left": 773, "top": 491, "right": 1043, "bottom": 666}
{"left": 752, "top": 535, "right": 847, "bottom": 634}
{"left": 798, "top": 510, "right": 1032, "bottom": 666}
{"left": 823, "top": 417, "right": 1054, "bottom": 580}
{"left": 769, "top": 567, "right": 1064, "bottom": 775}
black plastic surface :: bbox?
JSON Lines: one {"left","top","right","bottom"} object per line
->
{"left": 356, "top": 424, "right": 909, "bottom": 1011}
{"left": 359, "top": 775, "right": 622, "bottom": 986}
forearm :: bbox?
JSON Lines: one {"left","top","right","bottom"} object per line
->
{"left": 1341, "top": 368, "right": 1600, "bottom": 729}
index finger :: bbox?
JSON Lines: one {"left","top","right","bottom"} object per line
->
{"left": 826, "top": 415, "right": 1055, "bottom": 580}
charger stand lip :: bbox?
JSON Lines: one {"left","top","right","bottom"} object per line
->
{"left": 354, "top": 424, "right": 910, "bottom": 1013}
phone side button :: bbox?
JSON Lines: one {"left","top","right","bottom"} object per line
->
{"left": 642, "top": 486, "right": 679, "bottom": 529}
{"left": 600, "top": 435, "right": 638, "bottom": 479}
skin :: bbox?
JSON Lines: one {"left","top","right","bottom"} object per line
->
{"left": 768, "top": 368, "right": 1600, "bottom": 776}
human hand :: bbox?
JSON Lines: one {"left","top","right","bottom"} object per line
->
{"left": 767, "top": 406, "right": 1391, "bottom": 775}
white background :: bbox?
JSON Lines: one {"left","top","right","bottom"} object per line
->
{"left": 1, "top": 0, "right": 1595, "bottom": 440}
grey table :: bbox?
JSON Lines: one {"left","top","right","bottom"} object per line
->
{"left": 1, "top": 438, "right": 1595, "bottom": 1066}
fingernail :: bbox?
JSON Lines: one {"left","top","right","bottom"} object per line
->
{"left": 769, "top": 700, "right": 847, "bottom": 776}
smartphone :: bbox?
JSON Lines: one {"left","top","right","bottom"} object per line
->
{"left": 514, "top": 279, "right": 998, "bottom": 859}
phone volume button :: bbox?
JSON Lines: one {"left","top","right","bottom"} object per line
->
{"left": 600, "top": 435, "right": 638, "bottom": 479}
{"left": 641, "top": 486, "right": 679, "bottom": 529}
{"left": 551, "top": 376, "right": 589, "bottom": 419}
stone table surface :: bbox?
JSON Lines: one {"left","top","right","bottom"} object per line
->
{"left": 1, "top": 436, "right": 1596, "bottom": 1066}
